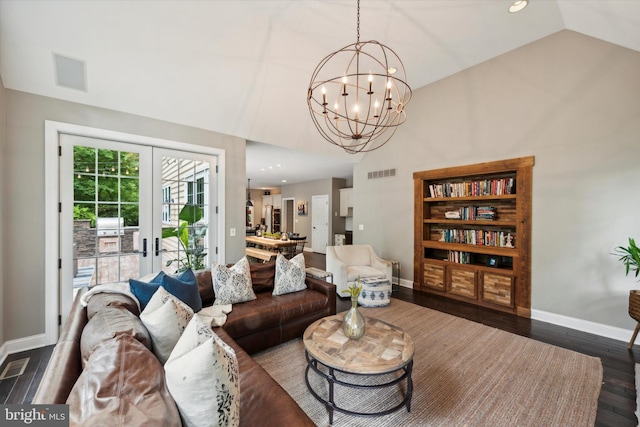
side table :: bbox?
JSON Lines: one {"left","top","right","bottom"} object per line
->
{"left": 385, "top": 259, "right": 401, "bottom": 292}
{"left": 303, "top": 315, "right": 414, "bottom": 424}
{"left": 305, "top": 267, "right": 333, "bottom": 284}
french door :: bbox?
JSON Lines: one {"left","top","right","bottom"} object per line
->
{"left": 59, "top": 134, "right": 216, "bottom": 325}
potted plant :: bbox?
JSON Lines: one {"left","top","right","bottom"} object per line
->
{"left": 162, "top": 204, "right": 208, "bottom": 272}
{"left": 613, "top": 238, "right": 640, "bottom": 349}
{"left": 613, "top": 238, "right": 640, "bottom": 279}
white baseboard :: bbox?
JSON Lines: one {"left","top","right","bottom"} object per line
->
{"left": 397, "top": 280, "right": 633, "bottom": 344}
{"left": 0, "top": 334, "right": 47, "bottom": 367}
{"left": 399, "top": 279, "right": 413, "bottom": 289}
{"left": 531, "top": 309, "right": 633, "bottom": 344}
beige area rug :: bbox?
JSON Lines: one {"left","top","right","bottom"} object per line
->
{"left": 253, "top": 299, "right": 602, "bottom": 427}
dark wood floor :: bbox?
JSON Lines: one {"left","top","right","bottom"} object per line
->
{"left": 0, "top": 344, "right": 53, "bottom": 405}
{"left": 1, "top": 251, "right": 637, "bottom": 426}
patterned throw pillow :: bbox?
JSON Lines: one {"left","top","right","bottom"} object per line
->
{"left": 273, "top": 253, "right": 307, "bottom": 296}
{"left": 140, "top": 287, "right": 194, "bottom": 365}
{"left": 165, "top": 314, "right": 240, "bottom": 427}
{"left": 212, "top": 256, "right": 256, "bottom": 305}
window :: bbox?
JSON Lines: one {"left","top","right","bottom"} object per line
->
{"left": 162, "top": 185, "right": 171, "bottom": 223}
{"left": 187, "top": 177, "right": 205, "bottom": 206}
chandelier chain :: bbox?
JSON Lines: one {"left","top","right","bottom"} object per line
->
{"left": 356, "top": 0, "right": 360, "bottom": 43}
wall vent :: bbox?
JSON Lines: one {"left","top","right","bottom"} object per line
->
{"left": 0, "top": 358, "right": 30, "bottom": 380}
{"left": 367, "top": 168, "right": 396, "bottom": 180}
{"left": 53, "top": 53, "right": 87, "bottom": 91}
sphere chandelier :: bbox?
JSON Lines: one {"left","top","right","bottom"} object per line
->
{"left": 307, "top": 0, "right": 412, "bottom": 154}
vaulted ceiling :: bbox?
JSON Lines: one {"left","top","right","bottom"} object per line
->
{"left": 2, "top": 1, "right": 639, "bottom": 187}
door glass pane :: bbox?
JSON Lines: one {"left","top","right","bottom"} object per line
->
{"left": 73, "top": 145, "right": 141, "bottom": 289}
{"left": 161, "top": 156, "right": 210, "bottom": 273}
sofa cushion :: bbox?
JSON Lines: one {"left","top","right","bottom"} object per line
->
{"left": 223, "top": 289, "right": 328, "bottom": 339}
{"left": 130, "top": 268, "right": 202, "bottom": 312}
{"left": 80, "top": 306, "right": 151, "bottom": 368}
{"left": 347, "top": 265, "right": 385, "bottom": 282}
{"left": 86, "top": 292, "right": 140, "bottom": 320}
{"left": 195, "top": 269, "right": 215, "bottom": 306}
{"left": 67, "top": 334, "right": 181, "bottom": 427}
{"left": 273, "top": 253, "right": 306, "bottom": 296}
{"left": 140, "top": 287, "right": 194, "bottom": 365}
{"left": 165, "top": 314, "right": 240, "bottom": 427}
{"left": 212, "top": 256, "right": 256, "bottom": 305}
{"left": 248, "top": 261, "right": 276, "bottom": 293}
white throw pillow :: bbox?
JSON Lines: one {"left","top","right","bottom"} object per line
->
{"left": 165, "top": 314, "right": 240, "bottom": 427}
{"left": 273, "top": 253, "right": 307, "bottom": 296}
{"left": 212, "top": 256, "right": 256, "bottom": 305}
{"left": 140, "top": 287, "right": 194, "bottom": 365}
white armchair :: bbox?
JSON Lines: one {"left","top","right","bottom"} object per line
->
{"left": 326, "top": 244, "right": 393, "bottom": 297}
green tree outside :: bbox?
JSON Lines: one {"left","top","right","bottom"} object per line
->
{"left": 73, "top": 146, "right": 140, "bottom": 227}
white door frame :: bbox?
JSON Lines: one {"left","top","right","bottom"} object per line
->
{"left": 44, "top": 121, "right": 226, "bottom": 345}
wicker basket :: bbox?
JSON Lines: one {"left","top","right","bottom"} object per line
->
{"left": 629, "top": 290, "right": 640, "bottom": 322}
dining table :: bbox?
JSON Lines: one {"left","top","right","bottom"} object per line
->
{"left": 245, "top": 235, "right": 301, "bottom": 251}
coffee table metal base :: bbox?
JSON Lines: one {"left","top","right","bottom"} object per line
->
{"left": 304, "top": 350, "right": 413, "bottom": 424}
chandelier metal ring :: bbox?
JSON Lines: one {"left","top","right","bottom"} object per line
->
{"left": 307, "top": 1, "right": 411, "bottom": 153}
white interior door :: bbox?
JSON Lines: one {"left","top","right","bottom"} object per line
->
{"left": 311, "top": 194, "right": 329, "bottom": 253}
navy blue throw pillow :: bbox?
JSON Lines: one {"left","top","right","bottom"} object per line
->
{"left": 130, "top": 269, "right": 202, "bottom": 312}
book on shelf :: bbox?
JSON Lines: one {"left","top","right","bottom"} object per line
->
{"left": 428, "top": 178, "right": 515, "bottom": 198}
{"left": 446, "top": 206, "right": 495, "bottom": 221}
{"left": 447, "top": 251, "right": 471, "bottom": 264}
{"left": 440, "top": 229, "right": 514, "bottom": 248}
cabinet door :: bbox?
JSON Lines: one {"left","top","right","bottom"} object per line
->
{"left": 481, "top": 271, "right": 514, "bottom": 308}
{"left": 339, "top": 189, "right": 352, "bottom": 216}
{"left": 272, "top": 194, "right": 282, "bottom": 209}
{"left": 423, "top": 261, "right": 445, "bottom": 291}
{"left": 448, "top": 265, "right": 477, "bottom": 299}
{"left": 262, "top": 195, "right": 273, "bottom": 206}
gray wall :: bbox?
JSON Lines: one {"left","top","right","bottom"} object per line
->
{"left": 353, "top": 30, "right": 640, "bottom": 330}
{"left": 0, "top": 75, "right": 5, "bottom": 346}
{"left": 3, "top": 90, "right": 247, "bottom": 342}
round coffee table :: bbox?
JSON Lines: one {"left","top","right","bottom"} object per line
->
{"left": 303, "top": 314, "right": 414, "bottom": 424}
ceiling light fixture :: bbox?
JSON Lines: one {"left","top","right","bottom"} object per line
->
{"left": 307, "top": 0, "right": 412, "bottom": 154}
{"left": 246, "top": 179, "right": 253, "bottom": 207}
{"left": 508, "top": 0, "right": 528, "bottom": 13}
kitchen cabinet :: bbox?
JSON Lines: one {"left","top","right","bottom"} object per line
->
{"left": 339, "top": 188, "right": 353, "bottom": 217}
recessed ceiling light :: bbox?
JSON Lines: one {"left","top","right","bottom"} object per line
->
{"left": 276, "top": 164, "right": 282, "bottom": 167}
{"left": 282, "top": 180, "right": 287, "bottom": 183}
{"left": 508, "top": 0, "right": 528, "bottom": 13}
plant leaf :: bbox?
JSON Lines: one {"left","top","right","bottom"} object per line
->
{"left": 179, "top": 204, "right": 203, "bottom": 224}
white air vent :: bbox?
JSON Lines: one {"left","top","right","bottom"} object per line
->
{"left": 367, "top": 168, "right": 397, "bottom": 180}
{"left": 0, "top": 358, "right": 29, "bottom": 380}
{"left": 54, "top": 53, "right": 87, "bottom": 91}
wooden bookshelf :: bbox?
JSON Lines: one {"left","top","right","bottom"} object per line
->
{"left": 413, "top": 157, "right": 534, "bottom": 317}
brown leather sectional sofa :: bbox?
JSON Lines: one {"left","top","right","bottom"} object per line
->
{"left": 33, "top": 260, "right": 336, "bottom": 426}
